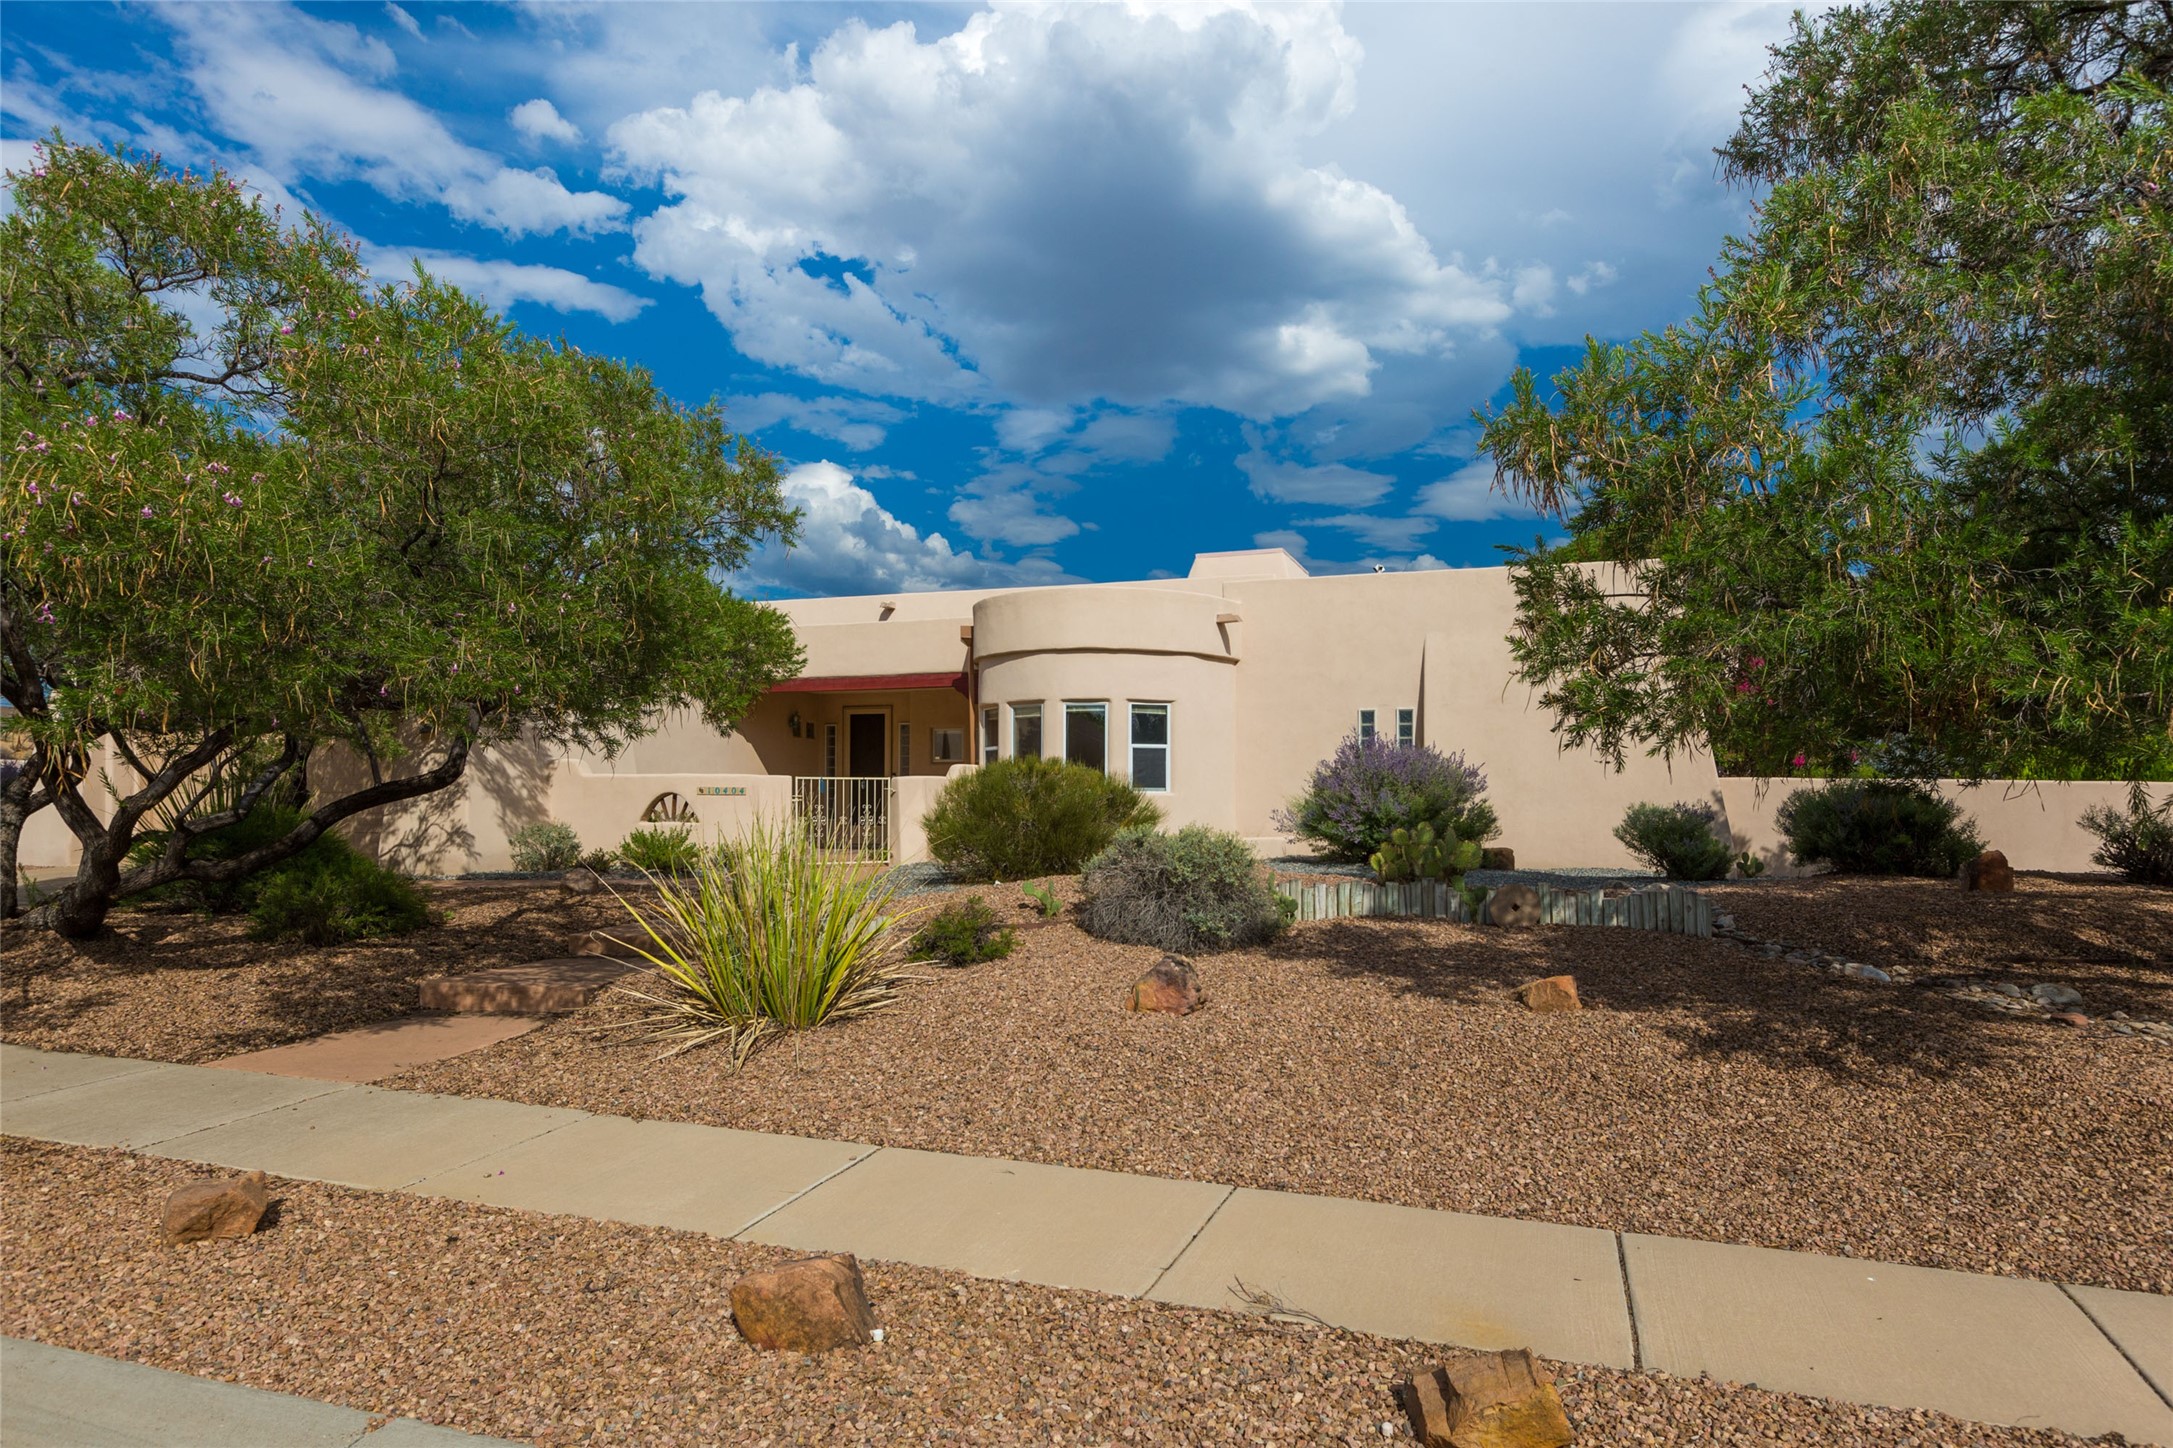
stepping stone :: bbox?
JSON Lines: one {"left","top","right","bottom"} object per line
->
{"left": 417, "top": 957, "right": 640, "bottom": 1014}
{"left": 207, "top": 1014, "right": 542, "bottom": 1083}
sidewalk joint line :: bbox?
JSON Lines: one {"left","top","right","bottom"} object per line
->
{"left": 1139, "top": 1184, "right": 1236, "bottom": 1301}
{"left": 1615, "top": 1233, "right": 1644, "bottom": 1372}
{"left": 2060, "top": 1283, "right": 2173, "bottom": 1411}
{"left": 129, "top": 1079, "right": 354, "bottom": 1150}
{"left": 729, "top": 1143, "right": 885, "bottom": 1239}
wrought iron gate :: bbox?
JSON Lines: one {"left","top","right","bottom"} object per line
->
{"left": 791, "top": 776, "right": 892, "bottom": 859}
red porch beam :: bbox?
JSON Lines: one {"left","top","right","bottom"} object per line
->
{"left": 769, "top": 672, "right": 970, "bottom": 695}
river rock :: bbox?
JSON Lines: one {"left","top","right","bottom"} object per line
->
{"left": 1127, "top": 956, "right": 1206, "bottom": 1014}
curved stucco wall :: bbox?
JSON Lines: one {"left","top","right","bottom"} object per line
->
{"left": 976, "top": 648, "right": 1236, "bottom": 832}
{"left": 974, "top": 586, "right": 1233, "bottom": 663}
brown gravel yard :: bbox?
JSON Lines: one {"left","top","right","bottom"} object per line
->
{"left": 386, "top": 874, "right": 2173, "bottom": 1295}
{"left": 0, "top": 1139, "right": 2122, "bottom": 1448}
{"left": 7, "top": 875, "right": 2169, "bottom": 1294}
{"left": 0, "top": 883, "right": 626, "bottom": 1063}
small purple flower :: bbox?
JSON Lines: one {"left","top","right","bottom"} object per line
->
{"left": 224, "top": 492, "right": 243, "bottom": 506}
{"left": 1791, "top": 752, "right": 1807, "bottom": 768}
{"left": 112, "top": 408, "right": 130, "bottom": 422}
{"left": 279, "top": 322, "right": 295, "bottom": 335}
{"left": 140, "top": 505, "right": 155, "bottom": 518}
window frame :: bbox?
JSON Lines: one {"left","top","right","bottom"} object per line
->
{"left": 824, "top": 722, "right": 838, "bottom": 776}
{"left": 1357, "top": 708, "right": 1377, "bottom": 744}
{"left": 1062, "top": 699, "right": 1109, "bottom": 774}
{"left": 930, "top": 727, "right": 966, "bottom": 764}
{"left": 1011, "top": 702, "right": 1043, "bottom": 760}
{"left": 980, "top": 704, "right": 1000, "bottom": 765}
{"left": 1128, "top": 701, "right": 1171, "bottom": 792}
{"left": 898, "top": 720, "right": 912, "bottom": 774}
{"left": 1396, "top": 707, "right": 1415, "bottom": 747}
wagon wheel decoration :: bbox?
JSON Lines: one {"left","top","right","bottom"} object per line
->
{"left": 641, "top": 791, "right": 698, "bottom": 823}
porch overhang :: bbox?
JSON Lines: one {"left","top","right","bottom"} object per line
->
{"left": 770, "top": 671, "right": 970, "bottom": 696}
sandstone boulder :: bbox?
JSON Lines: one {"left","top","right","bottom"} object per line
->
{"left": 1127, "top": 956, "right": 1206, "bottom": 1014}
{"left": 730, "top": 1253, "right": 877, "bottom": 1353}
{"left": 162, "top": 1170, "right": 270, "bottom": 1246}
{"left": 558, "top": 869, "right": 601, "bottom": 896}
{"left": 1515, "top": 975, "right": 1581, "bottom": 1013}
{"left": 1959, "top": 850, "right": 2014, "bottom": 893}
{"left": 1484, "top": 884, "right": 1542, "bottom": 929}
{"left": 1404, "top": 1349, "right": 1574, "bottom": 1448}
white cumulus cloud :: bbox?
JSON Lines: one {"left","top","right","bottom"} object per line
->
{"left": 509, "top": 98, "right": 583, "bottom": 146}
{"left": 740, "top": 461, "right": 1072, "bottom": 596}
{"left": 607, "top": 4, "right": 1512, "bottom": 417}
{"left": 161, "top": 3, "right": 626, "bottom": 238}
{"left": 363, "top": 246, "right": 651, "bottom": 322}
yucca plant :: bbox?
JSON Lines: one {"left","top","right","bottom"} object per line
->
{"left": 606, "top": 819, "right": 913, "bottom": 1064}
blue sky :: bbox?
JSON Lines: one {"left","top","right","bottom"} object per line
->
{"left": 2, "top": 1, "right": 1799, "bottom": 597}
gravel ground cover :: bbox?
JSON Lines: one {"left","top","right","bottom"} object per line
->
{"left": 0, "top": 883, "right": 629, "bottom": 1063}
{"left": 0, "top": 1139, "right": 2120, "bottom": 1448}
{"left": 386, "top": 874, "right": 2173, "bottom": 1294}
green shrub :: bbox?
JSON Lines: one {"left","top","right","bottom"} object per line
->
{"left": 923, "top": 757, "right": 1161, "bottom": 882}
{"left": 1275, "top": 734, "right": 1498, "bottom": 863}
{"left": 1021, "top": 880, "right": 1063, "bottom": 918}
{"left": 247, "top": 842, "right": 434, "bottom": 945}
{"left": 618, "top": 825, "right": 700, "bottom": 874}
{"left": 2079, "top": 784, "right": 2173, "bottom": 885}
{"left": 1078, "top": 826, "right": 1290, "bottom": 954}
{"left": 508, "top": 821, "right": 583, "bottom": 873}
{"left": 611, "top": 821, "right": 907, "bottom": 1064}
{"left": 1775, "top": 780, "right": 1984, "bottom": 877}
{"left": 1368, "top": 821, "right": 1481, "bottom": 883}
{"left": 908, "top": 895, "right": 1017, "bottom": 966}
{"left": 578, "top": 847, "right": 618, "bottom": 874}
{"left": 126, "top": 803, "right": 308, "bottom": 914}
{"left": 1614, "top": 802, "right": 1734, "bottom": 881}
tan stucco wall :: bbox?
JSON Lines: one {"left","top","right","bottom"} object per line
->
{"left": 1715, "top": 777, "right": 2136, "bottom": 877}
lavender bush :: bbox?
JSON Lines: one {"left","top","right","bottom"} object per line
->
{"left": 1275, "top": 734, "right": 1499, "bottom": 864}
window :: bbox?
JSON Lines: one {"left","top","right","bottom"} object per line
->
{"left": 1396, "top": 707, "right": 1415, "bottom": 746}
{"left": 1012, "top": 703, "right": 1043, "bottom": 759}
{"left": 898, "top": 721, "right": 912, "bottom": 774}
{"left": 1357, "top": 708, "right": 1377, "bottom": 744}
{"left": 1129, "top": 703, "right": 1170, "bottom": 791}
{"left": 1064, "top": 701, "right": 1108, "bottom": 773}
{"left": 824, "top": 723, "right": 838, "bottom": 776}
{"left": 931, "top": 727, "right": 965, "bottom": 764}
{"left": 981, "top": 705, "right": 1000, "bottom": 764}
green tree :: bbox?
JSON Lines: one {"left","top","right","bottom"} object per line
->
{"left": 1477, "top": 2, "right": 2172, "bottom": 781}
{"left": 2, "top": 137, "right": 802, "bottom": 938}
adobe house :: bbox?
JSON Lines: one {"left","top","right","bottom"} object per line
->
{"left": 344, "top": 547, "right": 1723, "bottom": 872}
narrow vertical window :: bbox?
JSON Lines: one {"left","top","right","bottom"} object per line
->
{"left": 1357, "top": 708, "right": 1377, "bottom": 744}
{"left": 1065, "top": 701, "right": 1108, "bottom": 773}
{"left": 1012, "top": 703, "right": 1043, "bottom": 759}
{"left": 1396, "top": 707, "right": 1415, "bottom": 746}
{"left": 981, "top": 705, "right": 1000, "bottom": 764}
{"left": 1129, "top": 703, "right": 1170, "bottom": 791}
{"left": 898, "top": 721, "right": 911, "bottom": 774}
{"left": 824, "top": 723, "right": 838, "bottom": 776}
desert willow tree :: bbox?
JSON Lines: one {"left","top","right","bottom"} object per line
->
{"left": 1, "top": 137, "right": 803, "bottom": 938}
{"left": 1476, "top": 2, "right": 2172, "bottom": 781}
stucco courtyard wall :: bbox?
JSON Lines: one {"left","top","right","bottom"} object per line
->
{"left": 1715, "top": 777, "right": 2135, "bottom": 876}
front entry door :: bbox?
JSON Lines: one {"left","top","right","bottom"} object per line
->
{"left": 846, "top": 711, "right": 888, "bottom": 776}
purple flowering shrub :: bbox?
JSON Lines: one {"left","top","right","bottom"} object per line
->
{"left": 1275, "top": 734, "right": 1499, "bottom": 863}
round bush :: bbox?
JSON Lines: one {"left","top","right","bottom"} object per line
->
{"left": 922, "top": 757, "right": 1161, "bottom": 882}
{"left": 246, "top": 838, "right": 434, "bottom": 945}
{"left": 1614, "top": 801, "right": 1734, "bottom": 881}
{"left": 1775, "top": 780, "right": 1984, "bottom": 877}
{"left": 1077, "top": 826, "right": 1290, "bottom": 954}
{"left": 1276, "top": 734, "right": 1498, "bottom": 864}
{"left": 508, "top": 820, "right": 583, "bottom": 872}
{"left": 2078, "top": 784, "right": 2173, "bottom": 885}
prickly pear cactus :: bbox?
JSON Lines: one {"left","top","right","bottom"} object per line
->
{"left": 1371, "top": 821, "right": 1476, "bottom": 885}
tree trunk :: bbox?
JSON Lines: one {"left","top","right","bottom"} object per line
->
{"left": 48, "top": 834, "right": 124, "bottom": 940}
{"left": 0, "top": 752, "right": 42, "bottom": 922}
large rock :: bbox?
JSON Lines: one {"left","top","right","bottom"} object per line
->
{"left": 1127, "top": 956, "right": 1206, "bottom": 1014}
{"left": 571, "top": 929, "right": 636, "bottom": 959}
{"left": 730, "top": 1253, "right": 877, "bottom": 1353}
{"left": 1515, "top": 975, "right": 1581, "bottom": 1013}
{"left": 161, "top": 1170, "right": 270, "bottom": 1246}
{"left": 1484, "top": 884, "right": 1542, "bottom": 929}
{"left": 558, "top": 869, "right": 602, "bottom": 896}
{"left": 1959, "top": 850, "right": 2014, "bottom": 893}
{"left": 1479, "top": 847, "right": 1516, "bottom": 872}
{"left": 1404, "top": 1349, "right": 1574, "bottom": 1448}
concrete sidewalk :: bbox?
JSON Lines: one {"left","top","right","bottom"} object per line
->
{"left": 4, "top": 1042, "right": 2169, "bottom": 1445}
{"left": 1, "top": 1337, "right": 523, "bottom": 1447}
